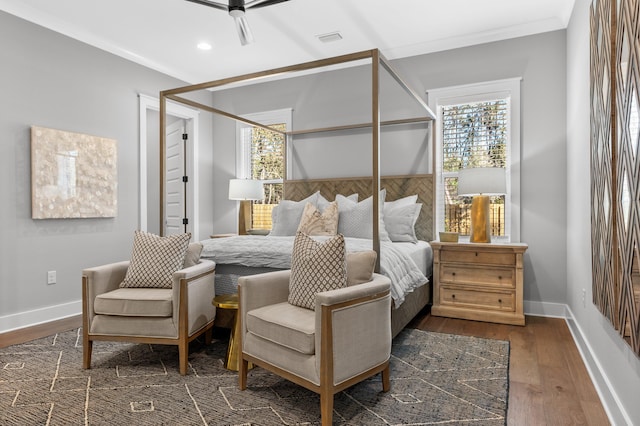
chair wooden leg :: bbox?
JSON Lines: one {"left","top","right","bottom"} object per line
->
{"left": 83, "top": 338, "right": 93, "bottom": 370}
{"left": 204, "top": 326, "right": 213, "bottom": 345}
{"left": 382, "top": 363, "right": 391, "bottom": 392}
{"left": 239, "top": 357, "right": 248, "bottom": 390}
{"left": 178, "top": 340, "right": 189, "bottom": 376}
{"left": 320, "top": 390, "right": 334, "bottom": 426}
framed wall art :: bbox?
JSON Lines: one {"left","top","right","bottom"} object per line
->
{"left": 31, "top": 126, "right": 117, "bottom": 219}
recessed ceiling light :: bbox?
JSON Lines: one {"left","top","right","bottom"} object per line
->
{"left": 317, "top": 31, "right": 343, "bottom": 43}
{"left": 197, "top": 42, "right": 212, "bottom": 50}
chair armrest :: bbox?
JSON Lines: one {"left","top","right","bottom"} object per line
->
{"left": 315, "top": 273, "right": 392, "bottom": 386}
{"left": 172, "top": 259, "right": 216, "bottom": 336}
{"left": 238, "top": 270, "right": 291, "bottom": 337}
{"left": 82, "top": 261, "right": 130, "bottom": 327}
{"left": 315, "top": 273, "right": 391, "bottom": 308}
{"left": 82, "top": 261, "right": 130, "bottom": 297}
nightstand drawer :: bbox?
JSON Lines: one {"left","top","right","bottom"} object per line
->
{"left": 440, "top": 286, "right": 515, "bottom": 311}
{"left": 440, "top": 249, "right": 515, "bottom": 266}
{"left": 440, "top": 265, "right": 514, "bottom": 288}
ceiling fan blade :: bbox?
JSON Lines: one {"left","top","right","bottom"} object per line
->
{"left": 184, "top": 0, "right": 229, "bottom": 12}
{"left": 234, "top": 15, "right": 254, "bottom": 46}
{"left": 245, "top": 0, "right": 289, "bottom": 9}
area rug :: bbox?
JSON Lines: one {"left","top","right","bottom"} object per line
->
{"left": 0, "top": 328, "right": 509, "bottom": 425}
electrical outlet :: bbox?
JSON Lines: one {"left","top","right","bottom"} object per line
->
{"left": 47, "top": 270, "right": 56, "bottom": 285}
{"left": 582, "top": 288, "right": 586, "bottom": 308}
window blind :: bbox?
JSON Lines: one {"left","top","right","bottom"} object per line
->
{"left": 442, "top": 100, "right": 507, "bottom": 172}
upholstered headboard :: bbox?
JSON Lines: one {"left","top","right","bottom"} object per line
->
{"left": 283, "top": 174, "right": 434, "bottom": 242}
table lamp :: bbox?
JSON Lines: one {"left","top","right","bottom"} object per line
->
{"left": 457, "top": 168, "right": 506, "bottom": 243}
{"left": 229, "top": 179, "right": 264, "bottom": 235}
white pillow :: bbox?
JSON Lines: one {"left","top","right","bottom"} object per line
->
{"left": 384, "top": 203, "right": 422, "bottom": 243}
{"left": 383, "top": 194, "right": 418, "bottom": 216}
{"left": 336, "top": 190, "right": 390, "bottom": 241}
{"left": 317, "top": 193, "right": 358, "bottom": 212}
{"left": 269, "top": 192, "right": 320, "bottom": 236}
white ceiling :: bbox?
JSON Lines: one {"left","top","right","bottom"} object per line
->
{"left": 0, "top": 0, "right": 576, "bottom": 85}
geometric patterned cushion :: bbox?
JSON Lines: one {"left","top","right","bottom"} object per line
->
{"left": 288, "top": 232, "right": 347, "bottom": 310}
{"left": 120, "top": 231, "right": 191, "bottom": 289}
{"left": 296, "top": 201, "right": 338, "bottom": 236}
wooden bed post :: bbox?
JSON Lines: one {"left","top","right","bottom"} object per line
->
{"left": 159, "top": 92, "right": 167, "bottom": 237}
{"left": 372, "top": 49, "right": 381, "bottom": 272}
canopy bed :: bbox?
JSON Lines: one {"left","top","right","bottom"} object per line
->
{"left": 158, "top": 49, "right": 436, "bottom": 337}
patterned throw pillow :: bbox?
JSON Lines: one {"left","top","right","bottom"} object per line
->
{"left": 297, "top": 202, "right": 338, "bottom": 236}
{"left": 288, "top": 232, "right": 347, "bottom": 310}
{"left": 120, "top": 231, "right": 191, "bottom": 289}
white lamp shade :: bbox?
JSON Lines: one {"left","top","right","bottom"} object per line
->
{"left": 457, "top": 168, "right": 506, "bottom": 196}
{"left": 229, "top": 179, "right": 264, "bottom": 201}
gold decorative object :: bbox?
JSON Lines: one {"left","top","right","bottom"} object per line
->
{"left": 31, "top": 126, "right": 117, "bottom": 219}
{"left": 457, "top": 168, "right": 506, "bottom": 244}
{"left": 439, "top": 232, "right": 459, "bottom": 243}
{"left": 212, "top": 293, "right": 253, "bottom": 371}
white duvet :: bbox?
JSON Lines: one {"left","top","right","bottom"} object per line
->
{"left": 200, "top": 235, "right": 428, "bottom": 307}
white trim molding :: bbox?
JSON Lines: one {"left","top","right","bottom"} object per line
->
{"left": 427, "top": 78, "right": 522, "bottom": 243}
{"left": 0, "top": 300, "right": 81, "bottom": 334}
{"left": 139, "top": 93, "right": 200, "bottom": 238}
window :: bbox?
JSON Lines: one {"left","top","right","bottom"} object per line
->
{"left": 428, "top": 79, "right": 521, "bottom": 242}
{"left": 236, "top": 108, "right": 292, "bottom": 230}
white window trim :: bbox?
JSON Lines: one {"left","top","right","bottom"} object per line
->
{"left": 235, "top": 108, "right": 293, "bottom": 180}
{"left": 427, "top": 78, "right": 521, "bottom": 243}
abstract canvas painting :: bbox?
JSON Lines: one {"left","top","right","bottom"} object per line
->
{"left": 31, "top": 126, "right": 117, "bottom": 219}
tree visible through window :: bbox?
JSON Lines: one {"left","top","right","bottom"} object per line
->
{"left": 442, "top": 100, "right": 507, "bottom": 237}
{"left": 249, "top": 123, "right": 285, "bottom": 229}
{"left": 237, "top": 108, "right": 291, "bottom": 231}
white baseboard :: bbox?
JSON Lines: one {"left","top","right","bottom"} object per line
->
{"left": 0, "top": 300, "right": 81, "bottom": 334}
{"left": 524, "top": 300, "right": 568, "bottom": 318}
{"left": 524, "top": 300, "right": 630, "bottom": 425}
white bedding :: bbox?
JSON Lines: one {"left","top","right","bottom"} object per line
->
{"left": 200, "top": 235, "right": 431, "bottom": 307}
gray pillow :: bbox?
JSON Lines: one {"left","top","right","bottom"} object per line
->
{"left": 384, "top": 203, "right": 422, "bottom": 243}
{"left": 383, "top": 194, "right": 418, "bottom": 216}
{"left": 183, "top": 242, "right": 203, "bottom": 268}
{"left": 336, "top": 190, "right": 390, "bottom": 241}
{"left": 317, "top": 193, "right": 358, "bottom": 212}
{"left": 269, "top": 192, "right": 320, "bottom": 236}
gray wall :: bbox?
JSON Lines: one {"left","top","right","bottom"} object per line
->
{"left": 567, "top": 1, "right": 639, "bottom": 423}
{"left": 209, "top": 31, "right": 568, "bottom": 309}
{"left": 0, "top": 11, "right": 213, "bottom": 327}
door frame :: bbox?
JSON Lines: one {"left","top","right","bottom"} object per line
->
{"left": 139, "top": 93, "right": 200, "bottom": 239}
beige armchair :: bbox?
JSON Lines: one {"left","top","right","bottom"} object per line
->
{"left": 82, "top": 259, "right": 216, "bottom": 375}
{"left": 238, "top": 269, "right": 392, "bottom": 426}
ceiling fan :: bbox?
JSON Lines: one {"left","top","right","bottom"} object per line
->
{"left": 185, "top": 0, "right": 291, "bottom": 46}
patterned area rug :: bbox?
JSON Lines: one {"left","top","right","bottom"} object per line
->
{"left": 0, "top": 328, "right": 509, "bottom": 425}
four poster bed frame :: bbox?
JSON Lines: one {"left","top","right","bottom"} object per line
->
{"left": 158, "top": 48, "right": 437, "bottom": 336}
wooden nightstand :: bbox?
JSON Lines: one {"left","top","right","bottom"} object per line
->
{"left": 430, "top": 241, "right": 528, "bottom": 326}
{"left": 209, "top": 233, "right": 237, "bottom": 238}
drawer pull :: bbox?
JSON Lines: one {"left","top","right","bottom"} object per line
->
{"left": 452, "top": 272, "right": 456, "bottom": 276}
{"left": 498, "top": 299, "right": 502, "bottom": 303}
{"left": 452, "top": 294, "right": 456, "bottom": 299}
{"left": 498, "top": 276, "right": 502, "bottom": 280}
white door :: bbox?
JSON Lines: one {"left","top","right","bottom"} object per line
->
{"left": 165, "top": 119, "right": 186, "bottom": 235}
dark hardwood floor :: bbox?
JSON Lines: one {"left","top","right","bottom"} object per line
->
{"left": 409, "top": 312, "right": 611, "bottom": 425}
{"left": 1, "top": 312, "right": 611, "bottom": 425}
